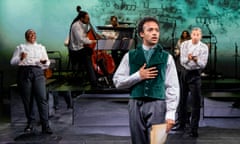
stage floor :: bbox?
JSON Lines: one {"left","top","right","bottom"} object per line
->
{"left": 1, "top": 90, "right": 240, "bottom": 144}
{"left": 1, "top": 77, "right": 240, "bottom": 143}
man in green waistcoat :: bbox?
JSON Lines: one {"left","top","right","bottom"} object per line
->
{"left": 113, "top": 17, "right": 179, "bottom": 144}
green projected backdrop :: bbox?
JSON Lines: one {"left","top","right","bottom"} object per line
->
{"left": 0, "top": 0, "right": 240, "bottom": 85}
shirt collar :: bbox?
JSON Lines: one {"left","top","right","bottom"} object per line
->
{"left": 191, "top": 41, "right": 201, "bottom": 47}
{"left": 142, "top": 44, "right": 156, "bottom": 50}
{"left": 26, "top": 42, "right": 37, "bottom": 45}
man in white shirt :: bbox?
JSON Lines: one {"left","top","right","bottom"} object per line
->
{"left": 178, "top": 27, "right": 209, "bottom": 137}
{"left": 68, "top": 10, "right": 99, "bottom": 88}
{"left": 113, "top": 17, "right": 179, "bottom": 144}
{"left": 10, "top": 29, "right": 53, "bottom": 134}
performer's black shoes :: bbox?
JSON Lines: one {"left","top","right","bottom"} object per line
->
{"left": 42, "top": 126, "right": 53, "bottom": 134}
{"left": 188, "top": 130, "right": 198, "bottom": 137}
{"left": 24, "top": 124, "right": 53, "bottom": 134}
{"left": 24, "top": 124, "right": 34, "bottom": 133}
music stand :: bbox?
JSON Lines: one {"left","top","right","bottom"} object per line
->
{"left": 94, "top": 40, "right": 116, "bottom": 50}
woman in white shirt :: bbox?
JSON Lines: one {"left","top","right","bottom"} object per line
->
{"left": 10, "top": 29, "right": 53, "bottom": 134}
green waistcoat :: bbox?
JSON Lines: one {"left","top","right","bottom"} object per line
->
{"left": 129, "top": 45, "right": 169, "bottom": 99}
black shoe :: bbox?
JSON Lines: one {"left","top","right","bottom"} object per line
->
{"left": 42, "top": 126, "right": 53, "bottom": 134}
{"left": 188, "top": 131, "right": 198, "bottom": 137}
{"left": 24, "top": 125, "right": 34, "bottom": 133}
{"left": 171, "top": 123, "right": 185, "bottom": 131}
{"left": 67, "top": 105, "right": 73, "bottom": 109}
{"left": 232, "top": 102, "right": 240, "bottom": 108}
{"left": 54, "top": 105, "right": 60, "bottom": 110}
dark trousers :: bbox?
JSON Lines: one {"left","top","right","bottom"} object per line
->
{"left": 69, "top": 48, "right": 97, "bottom": 85}
{"left": 128, "top": 99, "right": 166, "bottom": 144}
{"left": 178, "top": 69, "right": 201, "bottom": 131}
{"left": 176, "top": 69, "right": 191, "bottom": 123}
{"left": 17, "top": 66, "right": 49, "bottom": 127}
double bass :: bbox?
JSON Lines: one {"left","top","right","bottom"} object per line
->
{"left": 86, "top": 22, "right": 116, "bottom": 76}
{"left": 91, "top": 50, "right": 115, "bottom": 75}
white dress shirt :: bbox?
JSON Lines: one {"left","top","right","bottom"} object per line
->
{"left": 69, "top": 20, "right": 92, "bottom": 51}
{"left": 113, "top": 47, "right": 180, "bottom": 121}
{"left": 180, "top": 40, "right": 209, "bottom": 70}
{"left": 10, "top": 42, "right": 50, "bottom": 69}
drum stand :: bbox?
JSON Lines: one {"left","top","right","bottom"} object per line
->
{"left": 205, "top": 23, "right": 218, "bottom": 79}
